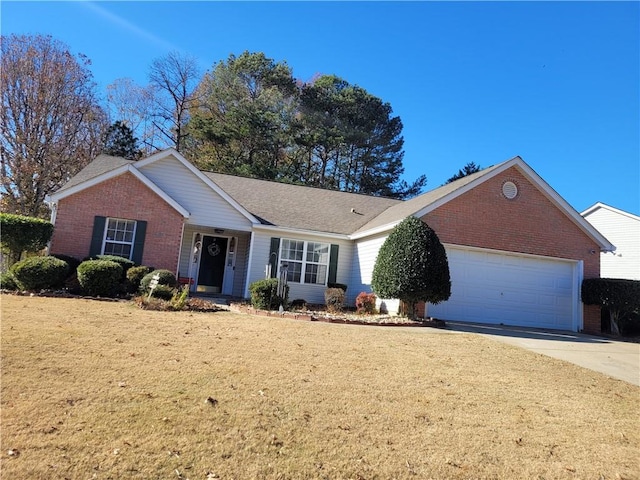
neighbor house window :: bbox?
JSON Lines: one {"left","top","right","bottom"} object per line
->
{"left": 103, "top": 218, "right": 137, "bottom": 259}
{"left": 280, "top": 239, "right": 329, "bottom": 285}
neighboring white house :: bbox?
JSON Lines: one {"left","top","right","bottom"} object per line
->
{"left": 582, "top": 202, "right": 640, "bottom": 280}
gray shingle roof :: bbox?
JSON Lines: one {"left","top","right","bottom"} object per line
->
{"left": 56, "top": 154, "right": 133, "bottom": 193}
{"left": 205, "top": 173, "right": 401, "bottom": 235}
{"left": 53, "top": 150, "right": 513, "bottom": 237}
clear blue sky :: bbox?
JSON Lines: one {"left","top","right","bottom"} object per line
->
{"left": 3, "top": 1, "right": 639, "bottom": 215}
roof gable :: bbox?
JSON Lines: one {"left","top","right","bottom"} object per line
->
{"left": 582, "top": 202, "right": 640, "bottom": 223}
{"left": 47, "top": 162, "right": 190, "bottom": 218}
{"left": 352, "top": 156, "right": 614, "bottom": 251}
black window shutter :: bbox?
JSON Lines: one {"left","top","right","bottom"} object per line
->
{"left": 269, "top": 237, "right": 280, "bottom": 278}
{"left": 89, "top": 216, "right": 107, "bottom": 258}
{"left": 131, "top": 220, "right": 147, "bottom": 265}
{"left": 328, "top": 244, "right": 339, "bottom": 284}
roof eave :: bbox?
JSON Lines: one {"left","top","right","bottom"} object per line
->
{"left": 47, "top": 165, "right": 191, "bottom": 219}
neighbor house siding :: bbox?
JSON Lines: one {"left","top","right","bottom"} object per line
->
{"left": 50, "top": 172, "right": 184, "bottom": 273}
{"left": 583, "top": 207, "right": 640, "bottom": 280}
{"left": 138, "top": 155, "right": 252, "bottom": 231}
{"left": 420, "top": 166, "right": 601, "bottom": 333}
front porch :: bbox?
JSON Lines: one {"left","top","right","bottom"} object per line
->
{"left": 177, "top": 224, "right": 252, "bottom": 299}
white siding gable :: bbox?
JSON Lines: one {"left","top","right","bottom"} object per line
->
{"left": 137, "top": 155, "right": 252, "bottom": 230}
{"left": 583, "top": 205, "right": 640, "bottom": 280}
{"left": 351, "top": 233, "right": 400, "bottom": 315}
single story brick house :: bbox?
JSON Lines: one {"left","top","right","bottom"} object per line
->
{"left": 46, "top": 149, "right": 613, "bottom": 333}
{"left": 582, "top": 202, "right": 640, "bottom": 281}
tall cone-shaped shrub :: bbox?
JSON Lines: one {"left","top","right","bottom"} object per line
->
{"left": 372, "top": 216, "right": 451, "bottom": 319}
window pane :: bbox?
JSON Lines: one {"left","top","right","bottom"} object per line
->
{"left": 307, "top": 242, "right": 329, "bottom": 263}
{"left": 103, "top": 218, "right": 136, "bottom": 259}
{"left": 282, "top": 240, "right": 303, "bottom": 261}
{"left": 286, "top": 262, "right": 302, "bottom": 283}
{"left": 305, "top": 263, "right": 327, "bottom": 285}
{"left": 305, "top": 263, "right": 318, "bottom": 284}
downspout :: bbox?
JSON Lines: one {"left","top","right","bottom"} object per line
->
{"left": 575, "top": 260, "right": 584, "bottom": 332}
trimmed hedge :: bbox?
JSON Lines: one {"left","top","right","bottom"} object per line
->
{"left": 249, "top": 278, "right": 288, "bottom": 310}
{"left": 95, "top": 255, "right": 135, "bottom": 281}
{"left": 10, "top": 256, "right": 69, "bottom": 291}
{"left": 582, "top": 278, "right": 640, "bottom": 335}
{"left": 0, "top": 213, "right": 54, "bottom": 266}
{"left": 140, "top": 269, "right": 177, "bottom": 293}
{"left": 148, "top": 284, "right": 176, "bottom": 300}
{"left": 77, "top": 260, "right": 123, "bottom": 297}
{"left": 126, "top": 266, "right": 153, "bottom": 293}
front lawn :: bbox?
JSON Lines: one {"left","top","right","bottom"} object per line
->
{"left": 1, "top": 295, "right": 638, "bottom": 479}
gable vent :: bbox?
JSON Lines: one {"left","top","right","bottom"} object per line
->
{"left": 502, "top": 181, "right": 518, "bottom": 199}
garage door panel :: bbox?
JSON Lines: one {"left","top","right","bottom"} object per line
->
{"left": 429, "top": 247, "right": 576, "bottom": 330}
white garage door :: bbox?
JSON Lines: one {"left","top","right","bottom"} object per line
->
{"left": 428, "top": 247, "right": 578, "bottom": 331}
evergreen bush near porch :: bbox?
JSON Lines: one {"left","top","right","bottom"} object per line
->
{"left": 249, "top": 278, "right": 288, "bottom": 310}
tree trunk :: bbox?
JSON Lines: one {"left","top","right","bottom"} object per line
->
{"left": 609, "top": 310, "right": 621, "bottom": 336}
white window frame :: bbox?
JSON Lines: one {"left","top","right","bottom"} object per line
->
{"left": 279, "top": 239, "right": 330, "bottom": 286}
{"left": 102, "top": 217, "right": 137, "bottom": 260}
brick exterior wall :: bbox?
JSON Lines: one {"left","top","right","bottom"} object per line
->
{"left": 49, "top": 172, "right": 185, "bottom": 273}
{"left": 420, "top": 166, "right": 602, "bottom": 333}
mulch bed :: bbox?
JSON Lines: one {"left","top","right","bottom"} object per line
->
{"left": 229, "top": 303, "right": 447, "bottom": 328}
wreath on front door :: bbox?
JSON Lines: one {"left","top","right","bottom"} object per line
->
{"left": 207, "top": 241, "right": 221, "bottom": 257}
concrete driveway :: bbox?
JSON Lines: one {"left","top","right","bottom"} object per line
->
{"left": 444, "top": 321, "right": 640, "bottom": 386}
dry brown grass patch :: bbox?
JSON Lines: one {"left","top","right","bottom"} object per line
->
{"left": 2, "top": 295, "right": 638, "bottom": 479}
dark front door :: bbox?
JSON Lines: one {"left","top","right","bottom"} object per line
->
{"left": 197, "top": 236, "right": 228, "bottom": 293}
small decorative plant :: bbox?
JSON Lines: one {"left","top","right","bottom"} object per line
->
{"left": 355, "top": 292, "right": 377, "bottom": 315}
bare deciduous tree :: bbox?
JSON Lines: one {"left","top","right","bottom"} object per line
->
{"left": 1, "top": 34, "right": 107, "bottom": 217}
{"left": 148, "top": 51, "right": 200, "bottom": 152}
{"left": 106, "top": 78, "right": 156, "bottom": 156}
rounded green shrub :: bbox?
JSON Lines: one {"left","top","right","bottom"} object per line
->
{"left": 10, "top": 256, "right": 69, "bottom": 291}
{"left": 149, "top": 284, "right": 176, "bottom": 300}
{"left": 95, "top": 255, "right": 135, "bottom": 281}
{"left": 77, "top": 260, "right": 123, "bottom": 297}
{"left": 140, "top": 269, "right": 177, "bottom": 293}
{"left": 249, "top": 278, "right": 288, "bottom": 310}
{"left": 126, "top": 265, "right": 153, "bottom": 293}
{"left": 1, "top": 271, "right": 18, "bottom": 291}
